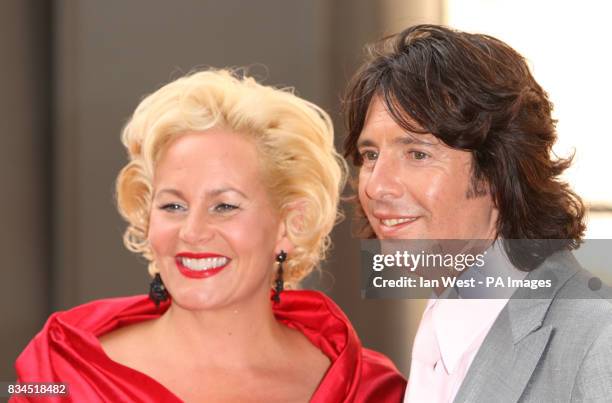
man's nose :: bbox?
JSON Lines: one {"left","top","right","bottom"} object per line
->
{"left": 364, "top": 154, "right": 404, "bottom": 201}
{"left": 179, "top": 209, "right": 214, "bottom": 245}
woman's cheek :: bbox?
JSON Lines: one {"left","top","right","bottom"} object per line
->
{"left": 148, "top": 215, "right": 179, "bottom": 256}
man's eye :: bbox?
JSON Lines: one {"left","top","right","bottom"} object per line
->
{"left": 160, "top": 203, "right": 185, "bottom": 212}
{"left": 360, "top": 150, "right": 379, "bottom": 162}
{"left": 409, "top": 151, "right": 429, "bottom": 160}
{"left": 213, "top": 203, "right": 239, "bottom": 213}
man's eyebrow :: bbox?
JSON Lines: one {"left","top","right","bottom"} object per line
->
{"left": 393, "top": 135, "right": 436, "bottom": 146}
{"left": 357, "top": 135, "right": 437, "bottom": 149}
{"left": 356, "top": 138, "right": 377, "bottom": 148}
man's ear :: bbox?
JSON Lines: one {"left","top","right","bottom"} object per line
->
{"left": 275, "top": 198, "right": 308, "bottom": 255}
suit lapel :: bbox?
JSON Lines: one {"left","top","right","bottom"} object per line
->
{"left": 453, "top": 251, "right": 580, "bottom": 403}
{"left": 452, "top": 308, "right": 553, "bottom": 403}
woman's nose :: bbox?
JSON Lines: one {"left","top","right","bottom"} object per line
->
{"left": 179, "top": 211, "right": 214, "bottom": 245}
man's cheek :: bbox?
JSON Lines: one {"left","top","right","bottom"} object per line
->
{"left": 357, "top": 181, "right": 368, "bottom": 205}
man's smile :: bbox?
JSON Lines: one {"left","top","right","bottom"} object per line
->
{"left": 380, "top": 217, "right": 418, "bottom": 227}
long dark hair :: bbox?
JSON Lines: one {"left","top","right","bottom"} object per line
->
{"left": 343, "top": 24, "right": 585, "bottom": 271}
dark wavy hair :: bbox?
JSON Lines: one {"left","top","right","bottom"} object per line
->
{"left": 343, "top": 24, "right": 585, "bottom": 271}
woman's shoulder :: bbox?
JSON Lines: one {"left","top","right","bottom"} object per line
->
{"left": 34, "top": 295, "right": 159, "bottom": 340}
{"left": 23, "top": 294, "right": 163, "bottom": 351}
{"left": 17, "top": 295, "right": 154, "bottom": 357}
{"left": 14, "top": 295, "right": 179, "bottom": 401}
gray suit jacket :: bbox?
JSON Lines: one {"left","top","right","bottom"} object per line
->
{"left": 453, "top": 250, "right": 612, "bottom": 403}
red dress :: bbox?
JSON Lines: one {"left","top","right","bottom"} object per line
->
{"left": 14, "top": 290, "right": 406, "bottom": 402}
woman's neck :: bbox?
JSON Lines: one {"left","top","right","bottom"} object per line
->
{"left": 152, "top": 289, "right": 289, "bottom": 369}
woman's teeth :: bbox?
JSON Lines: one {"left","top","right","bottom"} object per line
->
{"left": 181, "top": 257, "right": 229, "bottom": 271}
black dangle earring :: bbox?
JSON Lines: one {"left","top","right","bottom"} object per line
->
{"left": 149, "top": 273, "right": 169, "bottom": 307}
{"left": 273, "top": 250, "right": 287, "bottom": 303}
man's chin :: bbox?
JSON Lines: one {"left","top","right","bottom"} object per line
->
{"left": 373, "top": 220, "right": 425, "bottom": 239}
{"left": 374, "top": 229, "right": 422, "bottom": 240}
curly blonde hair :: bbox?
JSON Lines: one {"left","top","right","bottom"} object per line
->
{"left": 116, "top": 69, "right": 347, "bottom": 288}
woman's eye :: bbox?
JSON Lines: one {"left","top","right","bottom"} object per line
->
{"left": 160, "top": 203, "right": 185, "bottom": 212}
{"left": 213, "top": 203, "right": 239, "bottom": 213}
{"left": 409, "top": 151, "right": 429, "bottom": 160}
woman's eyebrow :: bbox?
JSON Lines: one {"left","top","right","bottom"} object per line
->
{"left": 154, "top": 187, "right": 248, "bottom": 199}
{"left": 155, "top": 188, "right": 185, "bottom": 199}
{"left": 206, "top": 187, "right": 248, "bottom": 198}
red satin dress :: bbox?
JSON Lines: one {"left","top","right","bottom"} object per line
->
{"left": 14, "top": 290, "right": 406, "bottom": 402}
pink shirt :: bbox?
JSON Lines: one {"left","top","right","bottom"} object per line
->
{"left": 404, "top": 241, "right": 528, "bottom": 402}
{"left": 404, "top": 298, "right": 508, "bottom": 402}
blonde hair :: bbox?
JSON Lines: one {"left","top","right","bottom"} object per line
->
{"left": 116, "top": 69, "right": 347, "bottom": 288}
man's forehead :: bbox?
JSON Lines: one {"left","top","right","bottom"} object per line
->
{"left": 362, "top": 96, "right": 396, "bottom": 126}
{"left": 359, "top": 118, "right": 438, "bottom": 148}
{"left": 359, "top": 96, "right": 439, "bottom": 146}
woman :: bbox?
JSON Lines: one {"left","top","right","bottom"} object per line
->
{"left": 14, "top": 69, "right": 406, "bottom": 402}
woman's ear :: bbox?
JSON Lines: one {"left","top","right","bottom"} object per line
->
{"left": 275, "top": 198, "right": 308, "bottom": 255}
{"left": 275, "top": 233, "right": 295, "bottom": 256}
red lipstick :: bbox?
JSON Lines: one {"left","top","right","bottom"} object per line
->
{"left": 175, "top": 252, "right": 231, "bottom": 279}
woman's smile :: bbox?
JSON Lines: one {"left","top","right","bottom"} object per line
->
{"left": 175, "top": 252, "right": 231, "bottom": 279}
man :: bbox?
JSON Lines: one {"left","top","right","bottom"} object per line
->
{"left": 343, "top": 25, "right": 612, "bottom": 402}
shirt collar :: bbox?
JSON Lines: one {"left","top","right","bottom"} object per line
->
{"left": 430, "top": 240, "right": 528, "bottom": 374}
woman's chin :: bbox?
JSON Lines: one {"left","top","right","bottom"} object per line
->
{"left": 164, "top": 274, "right": 271, "bottom": 313}
{"left": 168, "top": 291, "right": 226, "bottom": 312}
